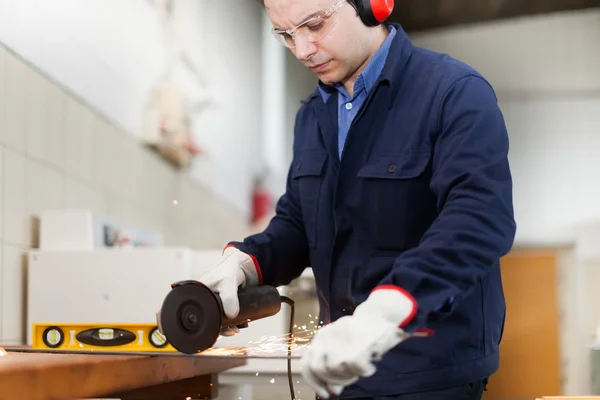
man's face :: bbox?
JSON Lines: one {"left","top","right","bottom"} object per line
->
{"left": 264, "top": 0, "right": 369, "bottom": 86}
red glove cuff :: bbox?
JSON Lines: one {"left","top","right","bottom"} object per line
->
{"left": 371, "top": 284, "right": 418, "bottom": 329}
{"left": 223, "top": 244, "right": 264, "bottom": 285}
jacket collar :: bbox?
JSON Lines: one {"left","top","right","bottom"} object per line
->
{"left": 317, "top": 25, "right": 397, "bottom": 103}
{"left": 303, "top": 23, "right": 413, "bottom": 106}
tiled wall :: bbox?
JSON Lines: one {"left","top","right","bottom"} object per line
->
{"left": 0, "top": 44, "right": 252, "bottom": 344}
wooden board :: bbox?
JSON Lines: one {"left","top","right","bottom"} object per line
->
{"left": 0, "top": 349, "right": 246, "bottom": 400}
{"left": 484, "top": 248, "right": 562, "bottom": 399}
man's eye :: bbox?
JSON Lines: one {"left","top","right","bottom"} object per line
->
{"left": 307, "top": 22, "right": 325, "bottom": 31}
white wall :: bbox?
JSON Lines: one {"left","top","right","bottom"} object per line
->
{"left": 409, "top": 8, "right": 600, "bottom": 246}
{"left": 0, "top": 0, "right": 265, "bottom": 217}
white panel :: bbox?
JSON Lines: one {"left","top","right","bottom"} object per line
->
{"left": 39, "top": 209, "right": 95, "bottom": 252}
{"left": 138, "top": 150, "right": 174, "bottom": 216}
{"left": 44, "top": 81, "right": 66, "bottom": 169}
{"left": 63, "top": 96, "right": 94, "bottom": 182}
{"left": 2, "top": 50, "right": 27, "bottom": 151}
{"left": 1, "top": 243, "right": 25, "bottom": 344}
{"left": 118, "top": 135, "right": 144, "bottom": 206}
{"left": 165, "top": 176, "right": 188, "bottom": 226}
{"left": 91, "top": 117, "right": 117, "bottom": 192}
{"left": 3, "top": 149, "right": 29, "bottom": 247}
{"left": 63, "top": 176, "right": 107, "bottom": 215}
{"left": 26, "top": 158, "right": 64, "bottom": 219}
{"left": 152, "top": 159, "right": 178, "bottom": 215}
{"left": 105, "top": 197, "right": 135, "bottom": 228}
{"left": 25, "top": 68, "right": 48, "bottom": 161}
{"left": 163, "top": 223, "right": 183, "bottom": 247}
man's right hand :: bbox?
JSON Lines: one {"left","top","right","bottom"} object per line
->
{"left": 198, "top": 246, "right": 261, "bottom": 336}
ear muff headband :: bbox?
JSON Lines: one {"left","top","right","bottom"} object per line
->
{"left": 350, "top": 0, "right": 394, "bottom": 27}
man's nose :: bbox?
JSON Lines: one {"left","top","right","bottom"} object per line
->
{"left": 293, "top": 35, "right": 317, "bottom": 61}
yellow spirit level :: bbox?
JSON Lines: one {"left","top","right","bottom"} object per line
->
{"left": 31, "top": 323, "right": 179, "bottom": 353}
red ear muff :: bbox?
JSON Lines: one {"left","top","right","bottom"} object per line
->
{"left": 352, "top": 0, "right": 394, "bottom": 27}
{"left": 372, "top": 0, "right": 394, "bottom": 23}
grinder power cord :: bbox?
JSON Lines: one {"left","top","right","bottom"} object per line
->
{"left": 158, "top": 280, "right": 298, "bottom": 400}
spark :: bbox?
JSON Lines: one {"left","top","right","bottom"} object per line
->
{"left": 172, "top": 200, "right": 178, "bottom": 205}
{"left": 270, "top": 378, "right": 275, "bottom": 383}
{"left": 197, "top": 313, "right": 325, "bottom": 357}
{"left": 243, "top": 328, "right": 320, "bottom": 354}
{"left": 0, "top": 347, "right": 6, "bottom": 357}
{"left": 200, "top": 347, "right": 248, "bottom": 356}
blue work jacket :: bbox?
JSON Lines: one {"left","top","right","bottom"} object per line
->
{"left": 230, "top": 23, "right": 516, "bottom": 398}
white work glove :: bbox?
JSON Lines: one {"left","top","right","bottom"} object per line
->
{"left": 301, "top": 286, "right": 418, "bottom": 399}
{"left": 199, "top": 245, "right": 261, "bottom": 336}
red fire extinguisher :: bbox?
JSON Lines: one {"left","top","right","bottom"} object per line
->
{"left": 251, "top": 174, "right": 272, "bottom": 225}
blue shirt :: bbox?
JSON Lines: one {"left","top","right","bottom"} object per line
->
{"left": 318, "top": 26, "right": 397, "bottom": 159}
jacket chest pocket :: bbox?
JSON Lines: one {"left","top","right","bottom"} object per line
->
{"left": 356, "top": 150, "right": 433, "bottom": 250}
{"left": 291, "top": 152, "right": 327, "bottom": 248}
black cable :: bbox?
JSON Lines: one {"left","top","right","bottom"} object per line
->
{"left": 279, "top": 295, "right": 296, "bottom": 400}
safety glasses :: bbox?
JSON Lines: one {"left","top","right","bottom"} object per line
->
{"left": 271, "top": 0, "right": 346, "bottom": 48}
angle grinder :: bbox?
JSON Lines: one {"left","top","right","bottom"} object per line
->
{"left": 157, "top": 280, "right": 283, "bottom": 354}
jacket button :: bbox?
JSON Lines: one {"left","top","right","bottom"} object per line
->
{"left": 387, "top": 164, "right": 397, "bottom": 173}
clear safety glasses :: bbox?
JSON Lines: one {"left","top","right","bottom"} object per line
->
{"left": 271, "top": 0, "right": 346, "bottom": 49}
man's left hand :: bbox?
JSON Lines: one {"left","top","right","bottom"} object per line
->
{"left": 300, "top": 286, "right": 418, "bottom": 399}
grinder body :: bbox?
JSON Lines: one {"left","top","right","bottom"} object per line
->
{"left": 158, "top": 280, "right": 282, "bottom": 354}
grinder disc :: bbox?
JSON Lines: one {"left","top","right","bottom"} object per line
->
{"left": 159, "top": 282, "right": 222, "bottom": 354}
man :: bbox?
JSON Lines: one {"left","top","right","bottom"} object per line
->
{"left": 199, "top": 0, "right": 516, "bottom": 398}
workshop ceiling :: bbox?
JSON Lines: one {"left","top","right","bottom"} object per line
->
{"left": 391, "top": 0, "right": 600, "bottom": 32}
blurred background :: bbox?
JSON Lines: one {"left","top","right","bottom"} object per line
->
{"left": 0, "top": 0, "right": 599, "bottom": 399}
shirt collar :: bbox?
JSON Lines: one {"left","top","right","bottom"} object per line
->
{"left": 318, "top": 25, "right": 397, "bottom": 103}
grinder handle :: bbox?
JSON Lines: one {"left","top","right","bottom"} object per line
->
{"left": 222, "top": 285, "right": 282, "bottom": 327}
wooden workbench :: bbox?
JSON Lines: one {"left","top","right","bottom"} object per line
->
{"left": 0, "top": 348, "right": 246, "bottom": 400}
